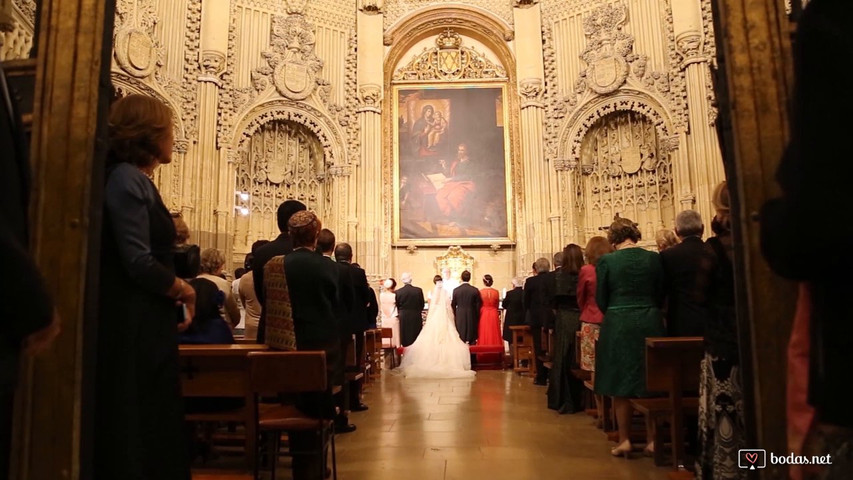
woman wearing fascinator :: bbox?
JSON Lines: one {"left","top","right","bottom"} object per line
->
{"left": 379, "top": 278, "right": 400, "bottom": 348}
{"left": 593, "top": 215, "right": 666, "bottom": 458}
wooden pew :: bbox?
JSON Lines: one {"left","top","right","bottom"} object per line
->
{"left": 509, "top": 325, "right": 534, "bottom": 375}
{"left": 344, "top": 334, "right": 364, "bottom": 404}
{"left": 629, "top": 337, "right": 703, "bottom": 469}
{"left": 380, "top": 327, "right": 397, "bottom": 369}
{"left": 179, "top": 344, "right": 268, "bottom": 470}
{"left": 364, "top": 329, "right": 381, "bottom": 380}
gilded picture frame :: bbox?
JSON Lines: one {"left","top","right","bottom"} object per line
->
{"left": 392, "top": 82, "right": 514, "bottom": 246}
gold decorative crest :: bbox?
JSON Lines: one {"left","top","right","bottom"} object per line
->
{"left": 393, "top": 29, "right": 506, "bottom": 82}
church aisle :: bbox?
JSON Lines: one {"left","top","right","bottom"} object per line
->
{"left": 337, "top": 370, "right": 670, "bottom": 480}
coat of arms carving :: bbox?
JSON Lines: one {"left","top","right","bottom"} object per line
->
{"left": 393, "top": 29, "right": 506, "bottom": 82}
{"left": 113, "top": 0, "right": 161, "bottom": 78}
{"left": 261, "top": 13, "right": 323, "bottom": 101}
{"left": 577, "top": 3, "right": 633, "bottom": 95}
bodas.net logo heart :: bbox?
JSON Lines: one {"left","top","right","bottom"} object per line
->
{"left": 738, "top": 449, "right": 767, "bottom": 469}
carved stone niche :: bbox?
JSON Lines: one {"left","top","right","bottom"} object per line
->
{"left": 435, "top": 246, "right": 475, "bottom": 281}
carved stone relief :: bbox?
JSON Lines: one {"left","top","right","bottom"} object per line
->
{"left": 513, "top": 0, "right": 539, "bottom": 8}
{"left": 435, "top": 246, "right": 476, "bottom": 281}
{"left": 561, "top": 94, "right": 672, "bottom": 164}
{"left": 0, "top": 20, "right": 31, "bottom": 60}
{"left": 393, "top": 29, "right": 507, "bottom": 82}
{"left": 577, "top": 3, "right": 631, "bottom": 95}
{"left": 237, "top": 119, "right": 325, "bottom": 211}
{"left": 542, "top": 0, "right": 689, "bottom": 163}
{"left": 384, "top": 0, "right": 514, "bottom": 31}
{"left": 576, "top": 111, "right": 674, "bottom": 241}
{"left": 264, "top": 14, "right": 323, "bottom": 101}
{"left": 0, "top": 0, "right": 35, "bottom": 60}
{"left": 114, "top": 0, "right": 163, "bottom": 78}
{"left": 222, "top": 5, "right": 357, "bottom": 171}
{"left": 519, "top": 78, "right": 544, "bottom": 108}
{"left": 200, "top": 51, "right": 226, "bottom": 78}
{"left": 359, "top": 0, "right": 384, "bottom": 14}
{"left": 358, "top": 84, "right": 382, "bottom": 112}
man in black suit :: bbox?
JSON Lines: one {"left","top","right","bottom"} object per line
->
{"left": 524, "top": 258, "right": 555, "bottom": 385}
{"left": 1, "top": 64, "right": 61, "bottom": 479}
{"left": 451, "top": 270, "right": 482, "bottom": 344}
{"left": 335, "top": 243, "right": 370, "bottom": 412}
{"left": 395, "top": 272, "right": 425, "bottom": 347}
{"left": 501, "top": 277, "right": 525, "bottom": 345}
{"left": 660, "top": 210, "right": 716, "bottom": 337}
{"left": 353, "top": 263, "right": 379, "bottom": 330}
{"left": 316, "top": 229, "right": 357, "bottom": 433}
{"left": 282, "top": 211, "right": 341, "bottom": 478}
{"left": 253, "top": 199, "right": 306, "bottom": 342}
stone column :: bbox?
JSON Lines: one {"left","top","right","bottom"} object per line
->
{"left": 514, "top": 2, "right": 552, "bottom": 268}
{"left": 672, "top": 0, "right": 725, "bottom": 226}
{"left": 195, "top": 0, "right": 229, "bottom": 252}
{"left": 356, "top": 3, "right": 384, "bottom": 280}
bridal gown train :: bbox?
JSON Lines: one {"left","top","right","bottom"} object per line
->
{"left": 397, "top": 283, "right": 476, "bottom": 379}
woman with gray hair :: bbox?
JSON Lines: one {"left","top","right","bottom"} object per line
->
{"left": 523, "top": 257, "right": 556, "bottom": 386}
{"left": 197, "top": 248, "right": 241, "bottom": 329}
{"left": 594, "top": 216, "right": 666, "bottom": 457}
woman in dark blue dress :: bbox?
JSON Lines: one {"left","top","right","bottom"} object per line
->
{"left": 94, "top": 94, "right": 195, "bottom": 480}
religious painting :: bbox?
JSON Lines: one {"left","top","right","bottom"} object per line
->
{"left": 393, "top": 83, "right": 513, "bottom": 245}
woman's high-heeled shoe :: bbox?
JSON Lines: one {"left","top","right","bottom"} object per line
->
{"left": 610, "top": 440, "right": 632, "bottom": 458}
{"left": 643, "top": 441, "right": 655, "bottom": 457}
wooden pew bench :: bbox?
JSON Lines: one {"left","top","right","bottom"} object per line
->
{"left": 179, "top": 344, "right": 269, "bottom": 470}
{"left": 509, "top": 325, "right": 534, "bottom": 376}
{"left": 629, "top": 337, "right": 703, "bottom": 469}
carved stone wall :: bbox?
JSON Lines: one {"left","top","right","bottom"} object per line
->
{"left": 384, "top": 0, "right": 514, "bottom": 30}
{"left": 575, "top": 111, "right": 675, "bottom": 244}
{"left": 0, "top": 0, "right": 35, "bottom": 60}
{"left": 543, "top": 0, "right": 724, "bottom": 243}
{"left": 106, "top": 0, "right": 357, "bottom": 269}
{"left": 102, "top": 0, "right": 725, "bottom": 274}
{"left": 110, "top": 0, "right": 201, "bottom": 214}
{"left": 233, "top": 119, "right": 326, "bottom": 248}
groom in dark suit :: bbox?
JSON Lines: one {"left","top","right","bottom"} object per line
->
{"left": 451, "top": 270, "right": 482, "bottom": 344}
{"left": 395, "top": 272, "right": 425, "bottom": 347}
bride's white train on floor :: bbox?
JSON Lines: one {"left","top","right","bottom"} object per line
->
{"left": 395, "top": 282, "right": 476, "bottom": 379}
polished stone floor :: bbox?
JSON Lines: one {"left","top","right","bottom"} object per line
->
{"left": 193, "top": 369, "right": 672, "bottom": 479}
{"left": 334, "top": 370, "right": 670, "bottom": 480}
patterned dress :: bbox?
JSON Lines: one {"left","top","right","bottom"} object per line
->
{"left": 577, "top": 264, "right": 603, "bottom": 372}
{"left": 593, "top": 247, "right": 666, "bottom": 397}
{"left": 696, "top": 236, "right": 746, "bottom": 480}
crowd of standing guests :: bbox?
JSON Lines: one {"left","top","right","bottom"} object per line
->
{"left": 511, "top": 183, "right": 742, "bottom": 478}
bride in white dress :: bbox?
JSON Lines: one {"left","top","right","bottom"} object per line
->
{"left": 397, "top": 278, "right": 476, "bottom": 379}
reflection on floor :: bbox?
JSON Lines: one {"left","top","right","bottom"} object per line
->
{"left": 335, "top": 370, "right": 669, "bottom": 480}
{"left": 193, "top": 370, "right": 672, "bottom": 479}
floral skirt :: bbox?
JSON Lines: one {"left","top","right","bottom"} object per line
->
{"left": 580, "top": 322, "right": 600, "bottom": 372}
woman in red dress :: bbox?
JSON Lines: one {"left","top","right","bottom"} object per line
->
{"left": 477, "top": 274, "right": 502, "bottom": 345}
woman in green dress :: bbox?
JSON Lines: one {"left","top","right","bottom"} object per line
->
{"left": 594, "top": 216, "right": 666, "bottom": 457}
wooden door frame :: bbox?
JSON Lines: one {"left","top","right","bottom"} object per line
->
{"left": 10, "top": 0, "right": 115, "bottom": 478}
{"left": 711, "top": 1, "right": 798, "bottom": 478}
